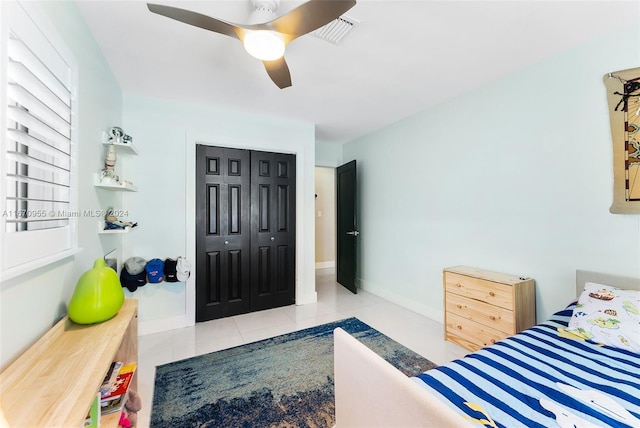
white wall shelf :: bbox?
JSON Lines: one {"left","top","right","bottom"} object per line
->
{"left": 94, "top": 173, "right": 138, "bottom": 191}
{"left": 102, "top": 131, "right": 139, "bottom": 155}
{"left": 98, "top": 221, "right": 133, "bottom": 234}
{"left": 102, "top": 140, "right": 138, "bottom": 155}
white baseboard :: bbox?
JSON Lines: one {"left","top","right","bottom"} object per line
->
{"left": 139, "top": 314, "right": 192, "bottom": 336}
{"left": 357, "top": 278, "right": 443, "bottom": 323}
{"left": 296, "top": 290, "right": 318, "bottom": 305}
{"left": 315, "top": 261, "right": 335, "bottom": 269}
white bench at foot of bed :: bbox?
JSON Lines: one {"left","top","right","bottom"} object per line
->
{"left": 333, "top": 327, "right": 473, "bottom": 427}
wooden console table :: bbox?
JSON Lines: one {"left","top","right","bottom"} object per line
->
{"left": 0, "top": 299, "right": 138, "bottom": 427}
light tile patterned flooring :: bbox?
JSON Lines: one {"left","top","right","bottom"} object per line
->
{"left": 135, "top": 268, "right": 467, "bottom": 427}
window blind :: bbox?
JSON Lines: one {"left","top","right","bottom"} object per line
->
{"left": 1, "top": 0, "right": 78, "bottom": 278}
{"left": 5, "top": 31, "right": 72, "bottom": 232}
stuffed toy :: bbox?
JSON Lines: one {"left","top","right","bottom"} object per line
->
{"left": 124, "top": 390, "right": 142, "bottom": 426}
{"left": 118, "top": 411, "right": 132, "bottom": 428}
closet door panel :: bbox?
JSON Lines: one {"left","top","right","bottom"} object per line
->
{"left": 196, "top": 145, "right": 251, "bottom": 321}
{"left": 205, "top": 251, "right": 221, "bottom": 304}
{"left": 250, "top": 151, "right": 296, "bottom": 311}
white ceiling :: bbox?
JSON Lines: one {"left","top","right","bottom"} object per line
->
{"left": 76, "top": 0, "right": 639, "bottom": 144}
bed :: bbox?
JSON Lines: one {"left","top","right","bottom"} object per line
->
{"left": 333, "top": 270, "right": 640, "bottom": 427}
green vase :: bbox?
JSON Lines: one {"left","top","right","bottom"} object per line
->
{"left": 68, "top": 258, "right": 125, "bottom": 324}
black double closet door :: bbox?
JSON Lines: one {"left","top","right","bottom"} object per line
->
{"left": 195, "top": 145, "right": 296, "bottom": 322}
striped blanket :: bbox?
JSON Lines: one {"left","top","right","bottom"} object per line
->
{"left": 413, "top": 304, "right": 640, "bottom": 427}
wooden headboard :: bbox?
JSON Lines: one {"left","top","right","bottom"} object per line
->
{"left": 576, "top": 270, "right": 640, "bottom": 296}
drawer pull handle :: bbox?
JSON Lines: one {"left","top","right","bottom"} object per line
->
{"left": 489, "top": 315, "right": 496, "bottom": 320}
{"left": 457, "top": 325, "right": 462, "bottom": 330}
{"left": 456, "top": 283, "right": 462, "bottom": 287}
{"left": 489, "top": 291, "right": 495, "bottom": 297}
{"left": 491, "top": 339, "right": 496, "bottom": 343}
{"left": 457, "top": 304, "right": 462, "bottom": 309}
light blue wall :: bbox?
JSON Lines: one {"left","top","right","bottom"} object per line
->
{"left": 0, "top": 1, "right": 123, "bottom": 368}
{"left": 344, "top": 22, "right": 640, "bottom": 323}
{"left": 121, "top": 93, "right": 316, "bottom": 333}
{"left": 316, "top": 141, "right": 343, "bottom": 167}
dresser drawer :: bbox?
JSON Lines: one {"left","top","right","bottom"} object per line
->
{"left": 445, "top": 312, "right": 507, "bottom": 351}
{"left": 445, "top": 292, "right": 514, "bottom": 335}
{"left": 445, "top": 272, "right": 513, "bottom": 310}
{"left": 443, "top": 266, "right": 536, "bottom": 352}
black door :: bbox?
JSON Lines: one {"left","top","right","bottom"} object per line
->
{"left": 196, "top": 145, "right": 251, "bottom": 321}
{"left": 250, "top": 151, "right": 296, "bottom": 311}
{"left": 336, "top": 160, "right": 358, "bottom": 293}
{"left": 196, "top": 146, "right": 296, "bottom": 321}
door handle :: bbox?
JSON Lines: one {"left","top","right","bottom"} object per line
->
{"left": 346, "top": 231, "right": 360, "bottom": 236}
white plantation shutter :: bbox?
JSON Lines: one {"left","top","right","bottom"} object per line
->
{"left": 1, "top": 1, "right": 78, "bottom": 279}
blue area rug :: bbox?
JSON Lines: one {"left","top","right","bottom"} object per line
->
{"left": 150, "top": 317, "right": 436, "bottom": 427}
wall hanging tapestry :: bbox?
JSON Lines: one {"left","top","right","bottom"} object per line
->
{"left": 604, "top": 67, "right": 640, "bottom": 214}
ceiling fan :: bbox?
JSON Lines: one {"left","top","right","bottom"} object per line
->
{"left": 147, "top": 0, "right": 357, "bottom": 89}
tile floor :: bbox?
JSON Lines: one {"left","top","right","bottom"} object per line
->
{"left": 135, "top": 268, "right": 468, "bottom": 427}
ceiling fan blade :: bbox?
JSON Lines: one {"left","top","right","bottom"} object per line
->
{"left": 269, "top": 0, "right": 357, "bottom": 39}
{"left": 147, "top": 3, "right": 241, "bottom": 40}
{"left": 263, "top": 58, "right": 292, "bottom": 89}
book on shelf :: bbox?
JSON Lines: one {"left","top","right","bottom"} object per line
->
{"left": 83, "top": 392, "right": 100, "bottom": 428}
{"left": 99, "top": 361, "right": 123, "bottom": 397}
{"left": 100, "top": 392, "right": 127, "bottom": 415}
{"left": 100, "top": 363, "right": 137, "bottom": 415}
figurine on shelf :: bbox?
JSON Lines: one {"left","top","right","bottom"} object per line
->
{"left": 100, "top": 143, "right": 120, "bottom": 185}
{"left": 108, "top": 126, "right": 133, "bottom": 145}
{"left": 100, "top": 127, "right": 136, "bottom": 187}
{"left": 108, "top": 126, "right": 125, "bottom": 144}
{"left": 104, "top": 208, "right": 137, "bottom": 230}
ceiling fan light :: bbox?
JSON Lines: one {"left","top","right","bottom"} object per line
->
{"left": 243, "top": 30, "right": 285, "bottom": 61}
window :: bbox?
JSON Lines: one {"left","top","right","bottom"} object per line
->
{"left": 0, "top": 1, "right": 78, "bottom": 280}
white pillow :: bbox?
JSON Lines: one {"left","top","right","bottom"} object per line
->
{"left": 567, "top": 282, "right": 640, "bottom": 353}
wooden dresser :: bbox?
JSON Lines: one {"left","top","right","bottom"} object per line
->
{"left": 443, "top": 266, "right": 536, "bottom": 351}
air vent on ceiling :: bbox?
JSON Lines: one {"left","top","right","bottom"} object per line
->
{"left": 312, "top": 15, "right": 360, "bottom": 45}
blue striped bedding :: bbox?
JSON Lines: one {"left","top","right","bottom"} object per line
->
{"left": 412, "top": 304, "right": 640, "bottom": 427}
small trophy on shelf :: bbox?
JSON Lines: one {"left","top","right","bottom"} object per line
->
{"left": 100, "top": 143, "right": 120, "bottom": 185}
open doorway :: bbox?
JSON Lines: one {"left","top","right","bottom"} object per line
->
{"left": 314, "top": 167, "right": 336, "bottom": 269}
